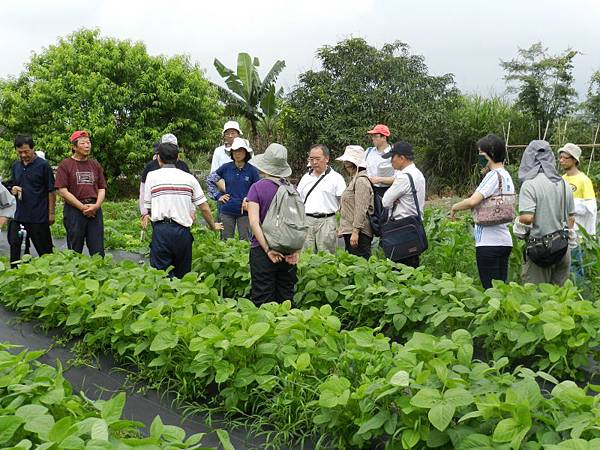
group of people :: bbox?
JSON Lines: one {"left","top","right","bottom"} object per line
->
{"left": 451, "top": 135, "right": 597, "bottom": 288}
{"left": 1, "top": 121, "right": 597, "bottom": 305}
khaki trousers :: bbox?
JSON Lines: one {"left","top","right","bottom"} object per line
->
{"left": 303, "top": 215, "right": 337, "bottom": 254}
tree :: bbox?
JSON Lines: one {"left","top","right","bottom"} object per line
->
{"left": 584, "top": 70, "right": 600, "bottom": 124}
{"left": 283, "top": 38, "right": 459, "bottom": 171}
{"left": 213, "top": 53, "right": 285, "bottom": 140}
{"left": 501, "top": 42, "right": 578, "bottom": 130}
{"left": 0, "top": 29, "right": 223, "bottom": 194}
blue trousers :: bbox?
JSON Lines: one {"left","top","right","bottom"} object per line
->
{"left": 63, "top": 203, "right": 104, "bottom": 256}
{"left": 150, "top": 221, "right": 193, "bottom": 278}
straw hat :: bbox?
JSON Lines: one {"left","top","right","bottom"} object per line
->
{"left": 251, "top": 143, "right": 292, "bottom": 178}
{"left": 336, "top": 145, "right": 367, "bottom": 168}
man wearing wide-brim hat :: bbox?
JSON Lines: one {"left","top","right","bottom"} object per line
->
{"left": 211, "top": 121, "right": 244, "bottom": 173}
{"left": 245, "top": 143, "right": 300, "bottom": 305}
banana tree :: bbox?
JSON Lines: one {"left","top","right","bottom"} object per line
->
{"left": 214, "top": 52, "right": 285, "bottom": 138}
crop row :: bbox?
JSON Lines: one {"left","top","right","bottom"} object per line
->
{"left": 0, "top": 342, "right": 230, "bottom": 449}
{"left": 1, "top": 251, "right": 600, "bottom": 448}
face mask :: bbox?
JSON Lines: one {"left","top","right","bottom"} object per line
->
{"left": 478, "top": 154, "right": 489, "bottom": 168}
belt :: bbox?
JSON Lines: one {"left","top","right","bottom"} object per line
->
{"left": 80, "top": 198, "right": 97, "bottom": 204}
{"left": 155, "top": 218, "right": 178, "bottom": 224}
{"left": 306, "top": 212, "right": 336, "bottom": 218}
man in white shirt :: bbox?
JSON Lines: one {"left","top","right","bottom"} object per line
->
{"left": 297, "top": 144, "right": 346, "bottom": 254}
{"left": 143, "top": 142, "right": 223, "bottom": 278}
{"left": 381, "top": 141, "right": 426, "bottom": 268}
{"left": 366, "top": 124, "right": 394, "bottom": 198}
{"left": 211, "top": 121, "right": 243, "bottom": 173}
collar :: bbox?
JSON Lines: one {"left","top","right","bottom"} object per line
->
{"left": 162, "top": 163, "right": 176, "bottom": 168}
{"left": 309, "top": 166, "right": 331, "bottom": 177}
{"left": 400, "top": 162, "right": 415, "bottom": 173}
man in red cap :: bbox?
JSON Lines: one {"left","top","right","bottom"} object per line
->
{"left": 55, "top": 131, "right": 107, "bottom": 256}
{"left": 366, "top": 124, "right": 395, "bottom": 198}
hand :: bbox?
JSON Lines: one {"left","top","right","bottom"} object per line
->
{"left": 241, "top": 198, "right": 248, "bottom": 214}
{"left": 212, "top": 222, "right": 224, "bottom": 231}
{"left": 449, "top": 205, "right": 457, "bottom": 221}
{"left": 350, "top": 230, "right": 359, "bottom": 248}
{"left": 11, "top": 186, "right": 22, "bottom": 199}
{"left": 284, "top": 252, "right": 299, "bottom": 265}
{"left": 48, "top": 212, "right": 55, "bottom": 225}
{"left": 141, "top": 214, "right": 150, "bottom": 229}
{"left": 369, "top": 176, "right": 381, "bottom": 185}
{"left": 82, "top": 204, "right": 98, "bottom": 218}
{"left": 266, "top": 249, "right": 285, "bottom": 263}
{"left": 218, "top": 194, "right": 231, "bottom": 204}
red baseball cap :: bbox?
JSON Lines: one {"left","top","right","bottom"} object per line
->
{"left": 367, "top": 124, "right": 390, "bottom": 137}
{"left": 70, "top": 130, "right": 89, "bottom": 143}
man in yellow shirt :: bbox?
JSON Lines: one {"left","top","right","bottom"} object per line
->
{"left": 558, "top": 143, "right": 597, "bottom": 277}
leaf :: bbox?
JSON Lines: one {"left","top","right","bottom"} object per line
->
{"left": 216, "top": 429, "right": 235, "bottom": 450}
{"left": 90, "top": 419, "right": 109, "bottom": 441}
{"left": 0, "top": 416, "right": 24, "bottom": 444}
{"left": 356, "top": 411, "right": 389, "bottom": 435}
{"left": 389, "top": 369, "right": 410, "bottom": 387}
{"left": 100, "top": 392, "right": 125, "bottom": 424}
{"left": 492, "top": 417, "right": 520, "bottom": 443}
{"left": 295, "top": 353, "right": 311, "bottom": 371}
{"left": 444, "top": 388, "right": 474, "bottom": 408}
{"left": 543, "top": 323, "right": 562, "bottom": 341}
{"left": 428, "top": 402, "right": 455, "bottom": 431}
{"left": 410, "top": 388, "right": 442, "bottom": 408}
{"left": 150, "top": 330, "right": 179, "bottom": 351}
{"left": 401, "top": 428, "right": 420, "bottom": 448}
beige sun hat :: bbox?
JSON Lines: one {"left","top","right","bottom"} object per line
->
{"left": 222, "top": 121, "right": 243, "bottom": 135}
{"left": 558, "top": 143, "right": 582, "bottom": 163}
{"left": 251, "top": 143, "right": 292, "bottom": 178}
{"left": 336, "top": 145, "right": 367, "bottom": 168}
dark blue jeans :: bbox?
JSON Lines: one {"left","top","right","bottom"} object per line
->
{"left": 63, "top": 203, "right": 104, "bottom": 256}
{"left": 150, "top": 221, "right": 193, "bottom": 278}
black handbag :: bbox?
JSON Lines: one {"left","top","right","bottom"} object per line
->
{"left": 380, "top": 173, "right": 428, "bottom": 262}
{"left": 525, "top": 181, "right": 570, "bottom": 268}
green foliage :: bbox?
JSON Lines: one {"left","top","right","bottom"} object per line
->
{"left": 423, "top": 95, "right": 535, "bottom": 193}
{"left": 584, "top": 70, "right": 600, "bottom": 124}
{"left": 0, "top": 343, "right": 223, "bottom": 449}
{"left": 501, "top": 42, "right": 578, "bottom": 132}
{"left": 0, "top": 28, "right": 223, "bottom": 194}
{"left": 213, "top": 52, "right": 285, "bottom": 139}
{"left": 284, "top": 38, "right": 459, "bottom": 171}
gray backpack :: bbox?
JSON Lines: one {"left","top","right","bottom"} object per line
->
{"left": 261, "top": 179, "right": 308, "bottom": 254}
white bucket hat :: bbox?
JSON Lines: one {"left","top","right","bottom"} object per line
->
{"left": 222, "top": 121, "right": 243, "bottom": 135}
{"left": 336, "top": 145, "right": 367, "bottom": 168}
{"left": 225, "top": 137, "right": 254, "bottom": 154}
{"left": 251, "top": 143, "right": 292, "bottom": 178}
{"left": 558, "top": 143, "right": 581, "bottom": 163}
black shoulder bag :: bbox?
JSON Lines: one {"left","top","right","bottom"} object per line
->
{"left": 380, "top": 173, "right": 428, "bottom": 262}
{"left": 525, "top": 181, "right": 570, "bottom": 268}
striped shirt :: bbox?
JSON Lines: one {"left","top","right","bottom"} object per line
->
{"left": 144, "top": 167, "right": 206, "bottom": 228}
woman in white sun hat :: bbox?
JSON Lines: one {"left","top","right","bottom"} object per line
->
{"left": 336, "top": 145, "right": 374, "bottom": 259}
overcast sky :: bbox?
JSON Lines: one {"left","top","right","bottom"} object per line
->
{"left": 2, "top": 0, "right": 599, "bottom": 100}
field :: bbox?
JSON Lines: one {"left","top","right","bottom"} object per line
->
{"left": 0, "top": 199, "right": 599, "bottom": 449}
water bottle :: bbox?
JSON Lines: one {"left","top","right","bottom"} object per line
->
{"left": 18, "top": 225, "right": 27, "bottom": 254}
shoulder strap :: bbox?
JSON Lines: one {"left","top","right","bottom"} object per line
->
{"left": 303, "top": 167, "right": 331, "bottom": 204}
{"left": 494, "top": 170, "right": 503, "bottom": 193}
{"left": 562, "top": 179, "right": 568, "bottom": 228}
{"left": 405, "top": 173, "right": 421, "bottom": 215}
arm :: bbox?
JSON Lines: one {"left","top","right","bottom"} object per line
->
{"left": 450, "top": 192, "right": 484, "bottom": 218}
{"left": 57, "top": 188, "right": 86, "bottom": 212}
{"left": 381, "top": 177, "right": 408, "bottom": 209}
{"left": 369, "top": 176, "right": 394, "bottom": 186}
{"left": 48, "top": 192, "right": 56, "bottom": 225}
{"left": 198, "top": 202, "right": 222, "bottom": 231}
{"left": 248, "top": 201, "right": 284, "bottom": 263}
{"left": 139, "top": 183, "right": 148, "bottom": 215}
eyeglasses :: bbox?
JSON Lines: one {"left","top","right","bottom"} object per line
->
{"left": 559, "top": 154, "right": 573, "bottom": 160}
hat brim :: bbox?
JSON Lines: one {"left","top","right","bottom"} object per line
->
{"left": 559, "top": 150, "right": 580, "bottom": 163}
{"left": 336, "top": 155, "right": 367, "bottom": 168}
{"left": 251, "top": 154, "right": 292, "bottom": 178}
{"left": 226, "top": 146, "right": 253, "bottom": 154}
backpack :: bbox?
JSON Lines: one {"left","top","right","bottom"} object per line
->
{"left": 261, "top": 179, "right": 308, "bottom": 254}
{"left": 368, "top": 179, "right": 388, "bottom": 237}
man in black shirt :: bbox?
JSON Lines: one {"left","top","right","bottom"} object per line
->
{"left": 139, "top": 134, "right": 190, "bottom": 216}
{"left": 6, "top": 134, "right": 56, "bottom": 265}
